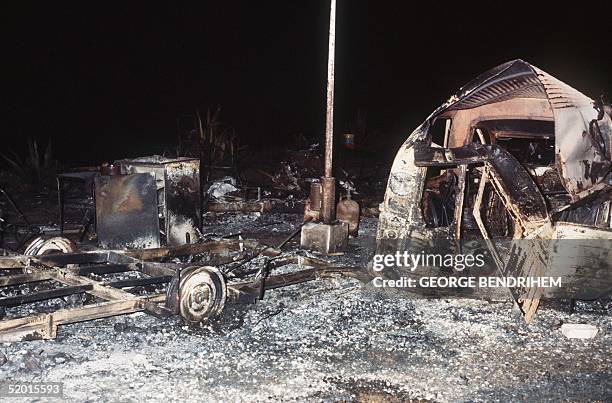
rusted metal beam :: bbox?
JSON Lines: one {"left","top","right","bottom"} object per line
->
{"left": 206, "top": 201, "right": 272, "bottom": 213}
{"left": 122, "top": 239, "right": 257, "bottom": 260}
{"left": 320, "top": 177, "right": 336, "bottom": 224}
{"left": 0, "top": 256, "right": 33, "bottom": 269}
{"left": 324, "top": 0, "right": 336, "bottom": 178}
{"left": 471, "top": 165, "right": 545, "bottom": 323}
{"left": 321, "top": 0, "right": 337, "bottom": 224}
{"left": 264, "top": 265, "right": 364, "bottom": 290}
{"left": 0, "top": 284, "right": 93, "bottom": 307}
{"left": 74, "top": 264, "right": 131, "bottom": 276}
{"left": 0, "top": 272, "right": 51, "bottom": 287}
{"left": 0, "top": 297, "right": 160, "bottom": 342}
{"left": 105, "top": 275, "right": 173, "bottom": 289}
{"left": 453, "top": 165, "right": 467, "bottom": 241}
{"left": 45, "top": 268, "right": 140, "bottom": 302}
{"left": 37, "top": 251, "right": 110, "bottom": 266}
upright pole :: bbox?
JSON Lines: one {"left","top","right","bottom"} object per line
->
{"left": 321, "top": 0, "right": 337, "bottom": 224}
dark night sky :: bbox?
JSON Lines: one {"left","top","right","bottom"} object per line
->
{"left": 4, "top": 2, "right": 611, "bottom": 165}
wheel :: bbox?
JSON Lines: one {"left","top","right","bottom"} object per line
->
{"left": 23, "top": 236, "right": 78, "bottom": 270}
{"left": 24, "top": 236, "right": 77, "bottom": 256}
{"left": 177, "top": 266, "right": 227, "bottom": 324}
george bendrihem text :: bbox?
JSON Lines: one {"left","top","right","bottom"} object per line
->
{"left": 373, "top": 276, "right": 562, "bottom": 288}
{"left": 371, "top": 252, "right": 562, "bottom": 288}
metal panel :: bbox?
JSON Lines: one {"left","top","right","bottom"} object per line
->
{"left": 402, "top": 59, "right": 611, "bottom": 202}
{"left": 446, "top": 60, "right": 547, "bottom": 111}
{"left": 95, "top": 174, "right": 160, "bottom": 249}
{"left": 544, "top": 224, "right": 612, "bottom": 299}
{"left": 163, "top": 159, "right": 200, "bottom": 246}
{"left": 534, "top": 66, "right": 612, "bottom": 199}
{"left": 116, "top": 156, "right": 200, "bottom": 247}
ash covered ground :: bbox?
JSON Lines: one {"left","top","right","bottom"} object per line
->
{"left": 0, "top": 214, "right": 610, "bottom": 402}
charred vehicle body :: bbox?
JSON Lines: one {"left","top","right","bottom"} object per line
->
{"left": 375, "top": 60, "right": 611, "bottom": 321}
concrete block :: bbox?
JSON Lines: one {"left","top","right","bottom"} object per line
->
{"left": 300, "top": 221, "right": 348, "bottom": 254}
{"left": 560, "top": 324, "right": 598, "bottom": 339}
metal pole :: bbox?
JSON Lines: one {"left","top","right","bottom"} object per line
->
{"left": 324, "top": 0, "right": 336, "bottom": 178}
{"left": 321, "top": 0, "right": 337, "bottom": 224}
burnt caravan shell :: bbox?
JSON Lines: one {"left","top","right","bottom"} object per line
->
{"left": 397, "top": 59, "right": 610, "bottom": 200}
{"left": 375, "top": 60, "right": 611, "bottom": 321}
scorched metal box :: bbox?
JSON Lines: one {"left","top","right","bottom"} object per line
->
{"left": 116, "top": 156, "right": 201, "bottom": 246}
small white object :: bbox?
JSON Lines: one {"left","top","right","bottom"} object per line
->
{"left": 561, "top": 324, "right": 598, "bottom": 339}
{"left": 208, "top": 181, "right": 239, "bottom": 200}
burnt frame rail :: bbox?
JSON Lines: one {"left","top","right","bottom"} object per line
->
{"left": 0, "top": 239, "right": 362, "bottom": 341}
{"left": 0, "top": 249, "right": 173, "bottom": 341}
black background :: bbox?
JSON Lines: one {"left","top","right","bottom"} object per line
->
{"left": 4, "top": 1, "right": 611, "bottom": 165}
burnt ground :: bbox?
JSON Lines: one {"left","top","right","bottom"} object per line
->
{"left": 0, "top": 213, "right": 611, "bottom": 402}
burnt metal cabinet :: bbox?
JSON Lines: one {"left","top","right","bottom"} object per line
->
{"left": 116, "top": 156, "right": 201, "bottom": 246}
{"left": 95, "top": 173, "right": 161, "bottom": 249}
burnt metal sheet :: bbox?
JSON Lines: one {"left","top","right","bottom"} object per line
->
{"left": 447, "top": 60, "right": 547, "bottom": 110}
{"left": 487, "top": 147, "right": 550, "bottom": 226}
{"left": 533, "top": 66, "right": 612, "bottom": 199}
{"left": 163, "top": 159, "right": 201, "bottom": 246}
{"left": 117, "top": 156, "right": 200, "bottom": 247}
{"left": 415, "top": 143, "right": 550, "bottom": 228}
{"left": 413, "top": 143, "right": 490, "bottom": 166}
{"left": 95, "top": 174, "right": 160, "bottom": 249}
{"left": 544, "top": 224, "right": 612, "bottom": 300}
{"left": 401, "top": 59, "right": 611, "bottom": 202}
